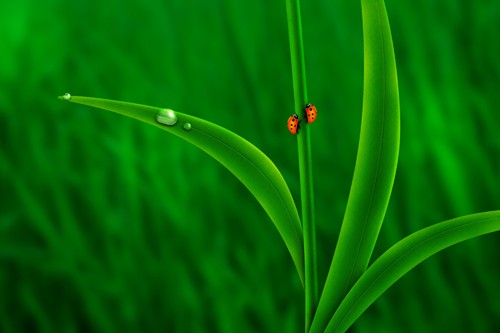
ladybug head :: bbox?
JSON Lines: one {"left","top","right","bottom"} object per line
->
{"left": 293, "top": 113, "right": 298, "bottom": 119}
{"left": 305, "top": 103, "right": 312, "bottom": 108}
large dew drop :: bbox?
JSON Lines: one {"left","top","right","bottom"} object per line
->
{"left": 62, "top": 93, "right": 71, "bottom": 100}
{"left": 156, "top": 109, "right": 178, "bottom": 126}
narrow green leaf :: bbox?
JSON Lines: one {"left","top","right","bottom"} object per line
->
{"left": 59, "top": 95, "right": 305, "bottom": 286}
{"left": 311, "top": 0, "right": 400, "bottom": 330}
{"left": 325, "top": 210, "right": 500, "bottom": 333}
{"left": 285, "top": 0, "right": 318, "bottom": 329}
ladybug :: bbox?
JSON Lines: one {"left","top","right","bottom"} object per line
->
{"left": 304, "top": 103, "right": 317, "bottom": 123}
{"left": 287, "top": 113, "right": 299, "bottom": 134}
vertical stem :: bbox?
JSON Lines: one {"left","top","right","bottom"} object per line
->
{"left": 285, "top": 0, "right": 318, "bottom": 331}
{"left": 298, "top": 118, "right": 318, "bottom": 333}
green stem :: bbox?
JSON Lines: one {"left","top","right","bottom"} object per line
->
{"left": 285, "top": 0, "right": 317, "bottom": 331}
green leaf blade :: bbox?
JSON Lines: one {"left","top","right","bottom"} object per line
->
{"left": 60, "top": 95, "right": 305, "bottom": 286}
{"left": 311, "top": 0, "right": 400, "bottom": 330}
{"left": 285, "top": 0, "right": 318, "bottom": 329}
{"left": 325, "top": 210, "right": 500, "bottom": 333}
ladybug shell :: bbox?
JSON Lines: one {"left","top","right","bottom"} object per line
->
{"left": 305, "top": 103, "right": 317, "bottom": 123}
{"left": 287, "top": 113, "right": 299, "bottom": 134}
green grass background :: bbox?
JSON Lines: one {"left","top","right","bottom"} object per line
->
{"left": 1, "top": 0, "right": 499, "bottom": 332}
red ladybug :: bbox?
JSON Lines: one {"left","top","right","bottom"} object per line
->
{"left": 304, "top": 103, "right": 317, "bottom": 123}
{"left": 287, "top": 113, "right": 299, "bottom": 134}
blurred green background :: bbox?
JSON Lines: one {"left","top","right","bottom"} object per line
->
{"left": 1, "top": 0, "right": 499, "bottom": 332}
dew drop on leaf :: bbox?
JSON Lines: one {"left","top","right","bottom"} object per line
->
{"left": 62, "top": 93, "right": 71, "bottom": 100}
{"left": 183, "top": 122, "right": 192, "bottom": 131}
{"left": 156, "top": 109, "right": 178, "bottom": 126}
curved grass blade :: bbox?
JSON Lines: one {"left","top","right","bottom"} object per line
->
{"left": 311, "top": 0, "right": 400, "bottom": 330}
{"left": 58, "top": 95, "right": 305, "bottom": 286}
{"left": 324, "top": 210, "right": 500, "bottom": 332}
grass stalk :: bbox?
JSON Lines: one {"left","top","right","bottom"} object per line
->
{"left": 285, "top": 0, "right": 318, "bottom": 330}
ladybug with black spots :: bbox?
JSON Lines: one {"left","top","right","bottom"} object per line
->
{"left": 304, "top": 103, "right": 317, "bottom": 123}
{"left": 287, "top": 113, "right": 299, "bottom": 134}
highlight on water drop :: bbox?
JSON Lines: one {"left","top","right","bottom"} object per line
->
{"left": 62, "top": 93, "right": 71, "bottom": 101}
{"left": 156, "top": 109, "right": 178, "bottom": 126}
{"left": 183, "top": 122, "right": 192, "bottom": 131}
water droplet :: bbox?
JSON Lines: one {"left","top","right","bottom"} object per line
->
{"left": 156, "top": 109, "right": 177, "bottom": 126}
{"left": 183, "top": 122, "right": 192, "bottom": 131}
{"left": 62, "top": 93, "right": 71, "bottom": 100}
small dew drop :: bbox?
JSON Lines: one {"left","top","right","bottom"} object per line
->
{"left": 183, "top": 122, "right": 192, "bottom": 131}
{"left": 62, "top": 93, "right": 71, "bottom": 100}
{"left": 156, "top": 109, "right": 178, "bottom": 126}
